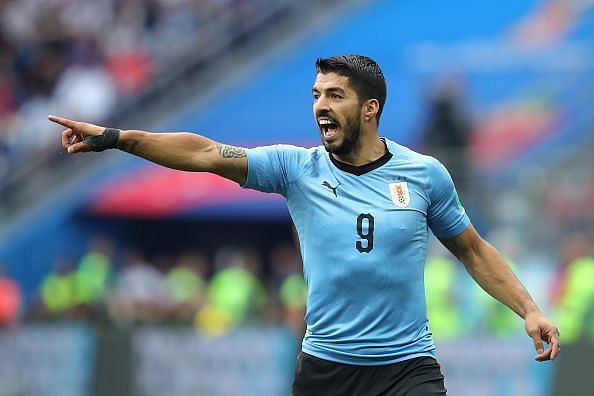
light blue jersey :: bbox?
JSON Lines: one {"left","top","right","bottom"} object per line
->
{"left": 243, "top": 138, "right": 470, "bottom": 365}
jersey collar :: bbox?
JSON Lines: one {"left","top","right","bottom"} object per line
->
{"left": 329, "top": 139, "right": 393, "bottom": 176}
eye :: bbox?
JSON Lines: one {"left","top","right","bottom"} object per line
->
{"left": 331, "top": 94, "right": 342, "bottom": 100}
{"left": 313, "top": 93, "right": 320, "bottom": 101}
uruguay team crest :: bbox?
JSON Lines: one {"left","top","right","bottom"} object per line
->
{"left": 389, "top": 182, "right": 410, "bottom": 208}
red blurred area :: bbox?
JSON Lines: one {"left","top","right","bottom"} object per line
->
{"left": 90, "top": 165, "right": 269, "bottom": 217}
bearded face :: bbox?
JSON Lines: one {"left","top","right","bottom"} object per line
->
{"left": 313, "top": 72, "right": 365, "bottom": 157}
{"left": 317, "top": 106, "right": 362, "bottom": 156}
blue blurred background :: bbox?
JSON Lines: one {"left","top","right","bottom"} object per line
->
{"left": 1, "top": 0, "right": 593, "bottom": 395}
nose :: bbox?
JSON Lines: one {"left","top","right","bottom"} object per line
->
{"left": 314, "top": 94, "right": 331, "bottom": 115}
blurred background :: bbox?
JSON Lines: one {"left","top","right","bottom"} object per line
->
{"left": 0, "top": 0, "right": 593, "bottom": 395}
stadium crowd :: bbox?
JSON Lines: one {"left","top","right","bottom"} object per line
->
{"left": 0, "top": 0, "right": 283, "bottom": 183}
{"left": 1, "top": 0, "right": 593, "bottom": 347}
{"left": 1, "top": 231, "right": 593, "bottom": 344}
{"left": 20, "top": 237, "right": 307, "bottom": 336}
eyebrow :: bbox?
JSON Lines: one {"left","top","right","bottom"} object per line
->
{"left": 312, "top": 87, "right": 346, "bottom": 94}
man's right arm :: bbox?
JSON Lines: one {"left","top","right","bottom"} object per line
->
{"left": 116, "top": 130, "right": 247, "bottom": 184}
{"left": 49, "top": 115, "right": 248, "bottom": 185}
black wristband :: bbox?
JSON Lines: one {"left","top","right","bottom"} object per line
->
{"left": 84, "top": 128, "right": 120, "bottom": 152}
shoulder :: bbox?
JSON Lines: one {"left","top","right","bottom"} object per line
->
{"left": 384, "top": 138, "right": 441, "bottom": 171}
{"left": 384, "top": 138, "right": 451, "bottom": 197}
{"left": 251, "top": 143, "right": 317, "bottom": 156}
{"left": 276, "top": 144, "right": 321, "bottom": 156}
{"left": 247, "top": 143, "right": 313, "bottom": 161}
{"left": 247, "top": 144, "right": 324, "bottom": 180}
{"left": 270, "top": 144, "right": 323, "bottom": 166}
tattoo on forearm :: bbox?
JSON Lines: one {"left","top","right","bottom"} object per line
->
{"left": 117, "top": 139, "right": 140, "bottom": 154}
{"left": 216, "top": 143, "right": 246, "bottom": 158}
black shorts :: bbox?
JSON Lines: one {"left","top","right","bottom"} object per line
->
{"left": 292, "top": 352, "right": 447, "bottom": 396}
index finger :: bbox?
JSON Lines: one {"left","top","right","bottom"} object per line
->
{"left": 549, "top": 335, "right": 560, "bottom": 360}
{"left": 48, "top": 115, "right": 77, "bottom": 129}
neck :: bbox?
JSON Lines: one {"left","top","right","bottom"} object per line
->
{"left": 332, "top": 129, "right": 386, "bottom": 166}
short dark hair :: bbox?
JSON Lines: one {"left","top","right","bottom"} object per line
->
{"left": 315, "top": 55, "right": 387, "bottom": 125}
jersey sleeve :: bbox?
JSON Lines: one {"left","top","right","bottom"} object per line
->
{"left": 426, "top": 158, "right": 470, "bottom": 238}
{"left": 241, "top": 144, "right": 305, "bottom": 196}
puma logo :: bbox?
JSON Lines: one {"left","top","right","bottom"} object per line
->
{"left": 322, "top": 180, "right": 338, "bottom": 197}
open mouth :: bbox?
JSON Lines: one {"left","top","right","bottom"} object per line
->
{"left": 318, "top": 118, "right": 339, "bottom": 139}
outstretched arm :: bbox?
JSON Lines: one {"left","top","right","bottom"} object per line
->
{"left": 439, "top": 224, "right": 560, "bottom": 362}
{"left": 49, "top": 115, "right": 248, "bottom": 185}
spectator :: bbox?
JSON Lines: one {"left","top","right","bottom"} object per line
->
{"left": 0, "top": 265, "right": 22, "bottom": 326}
{"left": 72, "top": 237, "right": 115, "bottom": 317}
{"left": 53, "top": 37, "right": 116, "bottom": 123}
{"left": 269, "top": 243, "right": 306, "bottom": 335}
{"left": 39, "top": 257, "right": 76, "bottom": 317}
{"left": 421, "top": 76, "right": 473, "bottom": 195}
{"left": 555, "top": 253, "right": 594, "bottom": 343}
{"left": 165, "top": 250, "right": 208, "bottom": 321}
{"left": 0, "top": 0, "right": 281, "bottom": 186}
{"left": 107, "top": 248, "right": 167, "bottom": 324}
{"left": 195, "top": 246, "right": 267, "bottom": 335}
{"left": 424, "top": 256, "right": 461, "bottom": 340}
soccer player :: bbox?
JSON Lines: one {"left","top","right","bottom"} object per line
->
{"left": 49, "top": 55, "right": 560, "bottom": 395}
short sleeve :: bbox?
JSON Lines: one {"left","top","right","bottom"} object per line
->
{"left": 241, "top": 144, "right": 306, "bottom": 196}
{"left": 426, "top": 159, "right": 470, "bottom": 238}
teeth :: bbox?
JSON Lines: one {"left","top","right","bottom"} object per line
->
{"left": 319, "top": 119, "right": 333, "bottom": 125}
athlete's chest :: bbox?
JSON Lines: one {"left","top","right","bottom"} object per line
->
{"left": 294, "top": 164, "right": 428, "bottom": 216}
{"left": 290, "top": 163, "right": 429, "bottom": 253}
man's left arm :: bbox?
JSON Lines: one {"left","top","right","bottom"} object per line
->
{"left": 439, "top": 224, "right": 560, "bottom": 362}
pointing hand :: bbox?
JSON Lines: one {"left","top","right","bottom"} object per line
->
{"left": 48, "top": 115, "right": 105, "bottom": 154}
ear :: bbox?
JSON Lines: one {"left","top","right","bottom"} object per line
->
{"left": 363, "top": 99, "right": 380, "bottom": 123}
